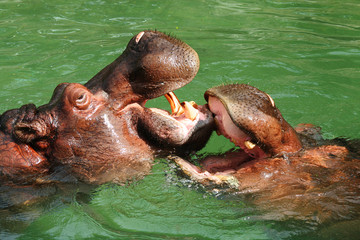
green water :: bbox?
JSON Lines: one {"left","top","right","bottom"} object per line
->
{"left": 1, "top": 0, "right": 359, "bottom": 239}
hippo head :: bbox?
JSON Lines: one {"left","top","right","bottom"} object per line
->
{"left": 85, "top": 30, "right": 200, "bottom": 106}
{"left": 171, "top": 84, "right": 359, "bottom": 223}
{"left": 205, "top": 84, "right": 302, "bottom": 158}
{"left": 1, "top": 31, "right": 214, "bottom": 184}
{"left": 169, "top": 83, "right": 303, "bottom": 183}
{"left": 7, "top": 82, "right": 150, "bottom": 184}
{"left": 196, "top": 83, "right": 302, "bottom": 173}
{"left": 84, "top": 30, "right": 214, "bottom": 153}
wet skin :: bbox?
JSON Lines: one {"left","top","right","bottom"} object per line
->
{"left": 173, "top": 83, "right": 360, "bottom": 222}
{"left": 0, "top": 31, "right": 214, "bottom": 185}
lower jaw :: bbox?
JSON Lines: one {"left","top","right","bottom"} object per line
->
{"left": 168, "top": 155, "right": 241, "bottom": 188}
{"left": 168, "top": 148, "right": 265, "bottom": 189}
{"left": 199, "top": 149, "right": 254, "bottom": 174}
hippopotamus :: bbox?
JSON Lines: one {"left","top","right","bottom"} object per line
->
{"left": 172, "top": 83, "right": 360, "bottom": 222}
{"left": 0, "top": 30, "right": 214, "bottom": 185}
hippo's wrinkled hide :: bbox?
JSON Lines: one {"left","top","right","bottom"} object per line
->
{"left": 0, "top": 31, "right": 214, "bottom": 185}
{"left": 173, "top": 83, "right": 360, "bottom": 223}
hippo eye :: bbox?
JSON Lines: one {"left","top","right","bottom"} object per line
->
{"left": 74, "top": 91, "right": 90, "bottom": 110}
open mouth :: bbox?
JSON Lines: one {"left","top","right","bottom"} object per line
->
{"left": 147, "top": 91, "right": 205, "bottom": 131}
{"left": 144, "top": 91, "right": 214, "bottom": 149}
{"left": 165, "top": 83, "right": 304, "bottom": 188}
{"left": 195, "top": 96, "right": 268, "bottom": 174}
{"left": 166, "top": 95, "right": 269, "bottom": 187}
{"left": 207, "top": 96, "right": 268, "bottom": 160}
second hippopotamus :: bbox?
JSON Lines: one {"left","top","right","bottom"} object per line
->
{"left": 0, "top": 31, "right": 214, "bottom": 185}
{"left": 173, "top": 83, "right": 360, "bottom": 222}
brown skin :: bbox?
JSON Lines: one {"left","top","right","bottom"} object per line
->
{"left": 0, "top": 31, "right": 214, "bottom": 185}
{"left": 173, "top": 83, "right": 360, "bottom": 222}
{"left": 205, "top": 84, "right": 302, "bottom": 157}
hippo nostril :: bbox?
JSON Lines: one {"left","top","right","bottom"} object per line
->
{"left": 135, "top": 31, "right": 145, "bottom": 43}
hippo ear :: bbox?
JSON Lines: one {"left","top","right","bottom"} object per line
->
{"left": 13, "top": 120, "right": 50, "bottom": 143}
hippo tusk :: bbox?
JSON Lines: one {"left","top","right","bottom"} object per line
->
{"left": 164, "top": 92, "right": 199, "bottom": 121}
{"left": 165, "top": 92, "right": 184, "bottom": 116}
{"left": 244, "top": 140, "right": 256, "bottom": 150}
{"left": 183, "top": 101, "right": 198, "bottom": 121}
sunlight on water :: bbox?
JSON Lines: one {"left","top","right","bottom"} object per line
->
{"left": 0, "top": 0, "right": 359, "bottom": 239}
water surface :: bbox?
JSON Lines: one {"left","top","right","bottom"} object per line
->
{"left": 1, "top": 0, "right": 359, "bottom": 239}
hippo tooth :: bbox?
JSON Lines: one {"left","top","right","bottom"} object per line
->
{"left": 164, "top": 92, "right": 184, "bottom": 116}
{"left": 244, "top": 140, "right": 256, "bottom": 150}
{"left": 135, "top": 31, "right": 145, "bottom": 43}
{"left": 183, "top": 101, "right": 198, "bottom": 121}
{"left": 188, "top": 101, "right": 198, "bottom": 109}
